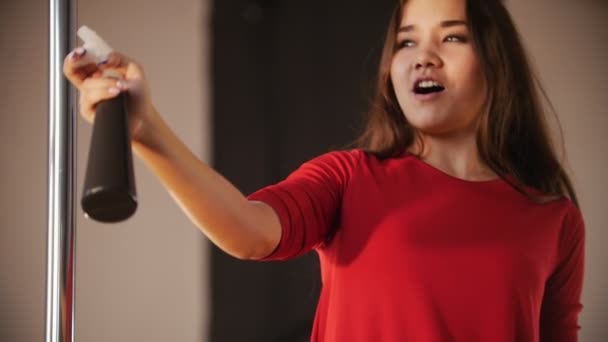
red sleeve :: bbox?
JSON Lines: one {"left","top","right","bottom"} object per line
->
{"left": 539, "top": 205, "right": 586, "bottom": 342}
{"left": 247, "top": 149, "right": 361, "bottom": 261}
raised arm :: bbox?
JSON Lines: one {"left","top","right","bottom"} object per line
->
{"left": 64, "top": 48, "right": 280, "bottom": 260}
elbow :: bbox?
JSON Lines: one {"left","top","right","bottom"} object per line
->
{"left": 237, "top": 204, "right": 281, "bottom": 260}
{"left": 224, "top": 250, "right": 253, "bottom": 261}
{"left": 214, "top": 200, "right": 281, "bottom": 260}
{"left": 213, "top": 234, "right": 277, "bottom": 261}
{"left": 239, "top": 239, "right": 277, "bottom": 261}
{"left": 229, "top": 235, "right": 277, "bottom": 261}
{"left": 200, "top": 224, "right": 279, "bottom": 261}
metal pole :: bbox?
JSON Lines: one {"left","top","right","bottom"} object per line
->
{"left": 46, "top": 0, "right": 76, "bottom": 341}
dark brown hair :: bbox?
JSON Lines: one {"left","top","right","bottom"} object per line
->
{"left": 354, "top": 0, "right": 579, "bottom": 206}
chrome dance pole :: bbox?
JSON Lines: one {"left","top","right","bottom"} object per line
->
{"left": 46, "top": 0, "right": 77, "bottom": 340}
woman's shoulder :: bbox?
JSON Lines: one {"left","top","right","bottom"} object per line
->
{"left": 553, "top": 197, "right": 585, "bottom": 230}
{"left": 304, "top": 148, "right": 366, "bottom": 168}
{"left": 283, "top": 149, "right": 367, "bottom": 183}
{"left": 524, "top": 189, "right": 585, "bottom": 236}
{"left": 306, "top": 148, "right": 410, "bottom": 170}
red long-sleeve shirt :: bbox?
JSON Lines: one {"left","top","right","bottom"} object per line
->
{"left": 247, "top": 149, "right": 585, "bottom": 342}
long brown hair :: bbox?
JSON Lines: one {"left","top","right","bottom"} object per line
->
{"left": 354, "top": 0, "right": 579, "bottom": 206}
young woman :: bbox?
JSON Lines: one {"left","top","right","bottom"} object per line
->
{"left": 64, "top": 0, "right": 585, "bottom": 341}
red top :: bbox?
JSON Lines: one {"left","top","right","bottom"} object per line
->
{"left": 247, "top": 149, "right": 585, "bottom": 342}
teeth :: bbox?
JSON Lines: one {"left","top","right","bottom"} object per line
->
{"left": 417, "top": 80, "right": 442, "bottom": 88}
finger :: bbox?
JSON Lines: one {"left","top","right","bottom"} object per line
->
{"left": 124, "top": 59, "right": 145, "bottom": 80}
{"left": 69, "top": 46, "right": 87, "bottom": 62}
{"left": 79, "top": 87, "right": 123, "bottom": 123}
{"left": 97, "top": 60, "right": 146, "bottom": 92}
{"left": 81, "top": 76, "right": 122, "bottom": 92}
{"left": 79, "top": 78, "right": 124, "bottom": 119}
{"left": 98, "top": 51, "right": 134, "bottom": 71}
{"left": 81, "top": 86, "right": 122, "bottom": 109}
{"left": 63, "top": 47, "right": 98, "bottom": 86}
{"left": 98, "top": 52, "right": 142, "bottom": 81}
{"left": 79, "top": 95, "right": 96, "bottom": 124}
{"left": 81, "top": 77, "right": 123, "bottom": 102}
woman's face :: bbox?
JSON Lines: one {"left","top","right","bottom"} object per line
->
{"left": 390, "top": 0, "right": 487, "bottom": 137}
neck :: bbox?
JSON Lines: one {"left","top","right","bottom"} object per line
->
{"left": 407, "top": 129, "right": 498, "bottom": 182}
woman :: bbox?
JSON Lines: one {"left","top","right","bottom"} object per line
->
{"left": 64, "top": 0, "right": 585, "bottom": 341}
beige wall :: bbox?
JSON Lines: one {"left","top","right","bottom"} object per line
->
{"left": 0, "top": 0, "right": 606, "bottom": 341}
{"left": 507, "top": 1, "right": 608, "bottom": 340}
{"left": 0, "top": 0, "right": 210, "bottom": 341}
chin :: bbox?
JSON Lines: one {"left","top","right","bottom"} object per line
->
{"left": 405, "top": 114, "right": 451, "bottom": 135}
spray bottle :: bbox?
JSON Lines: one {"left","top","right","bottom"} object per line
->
{"left": 77, "top": 26, "right": 137, "bottom": 223}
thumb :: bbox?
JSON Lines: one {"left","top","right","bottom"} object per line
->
{"left": 125, "top": 60, "right": 145, "bottom": 80}
{"left": 115, "top": 65, "right": 149, "bottom": 102}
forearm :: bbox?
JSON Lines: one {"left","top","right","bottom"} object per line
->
{"left": 131, "top": 109, "right": 280, "bottom": 260}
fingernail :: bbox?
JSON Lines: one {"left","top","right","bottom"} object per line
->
{"left": 71, "top": 47, "right": 86, "bottom": 59}
{"left": 108, "top": 87, "right": 120, "bottom": 95}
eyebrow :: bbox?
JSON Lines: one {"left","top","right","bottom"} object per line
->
{"left": 398, "top": 20, "right": 467, "bottom": 33}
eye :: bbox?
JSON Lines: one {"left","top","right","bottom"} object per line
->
{"left": 444, "top": 35, "right": 467, "bottom": 43}
{"left": 397, "top": 39, "right": 416, "bottom": 49}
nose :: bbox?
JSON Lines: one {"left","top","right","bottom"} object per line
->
{"left": 414, "top": 49, "right": 442, "bottom": 70}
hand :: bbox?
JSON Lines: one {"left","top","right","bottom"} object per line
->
{"left": 63, "top": 47, "right": 155, "bottom": 143}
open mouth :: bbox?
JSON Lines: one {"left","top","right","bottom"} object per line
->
{"left": 413, "top": 80, "right": 445, "bottom": 95}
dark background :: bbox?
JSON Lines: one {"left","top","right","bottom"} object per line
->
{"left": 210, "top": 0, "right": 396, "bottom": 340}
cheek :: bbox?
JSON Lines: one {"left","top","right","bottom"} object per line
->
{"left": 390, "top": 55, "right": 411, "bottom": 94}
{"left": 467, "top": 64, "right": 488, "bottom": 106}
{"left": 455, "top": 53, "right": 485, "bottom": 92}
{"left": 454, "top": 55, "right": 489, "bottom": 118}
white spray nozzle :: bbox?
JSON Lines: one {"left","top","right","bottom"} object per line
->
{"left": 77, "top": 25, "right": 113, "bottom": 64}
{"left": 76, "top": 25, "right": 121, "bottom": 79}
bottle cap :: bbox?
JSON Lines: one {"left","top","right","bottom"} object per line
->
{"left": 76, "top": 25, "right": 121, "bottom": 79}
{"left": 77, "top": 25, "right": 113, "bottom": 64}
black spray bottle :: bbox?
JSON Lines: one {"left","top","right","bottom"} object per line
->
{"left": 77, "top": 26, "right": 137, "bottom": 223}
